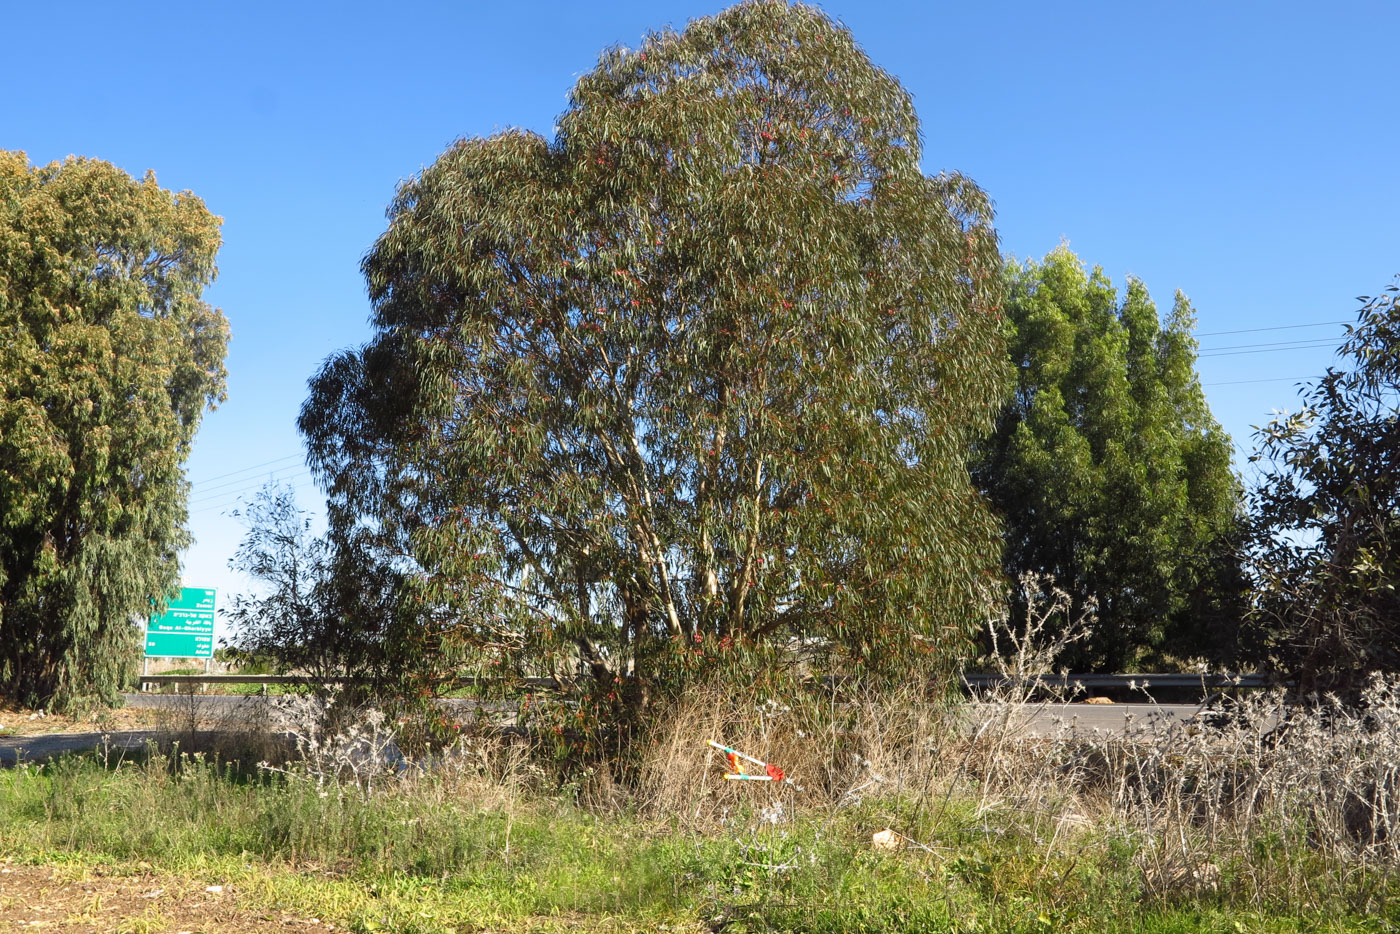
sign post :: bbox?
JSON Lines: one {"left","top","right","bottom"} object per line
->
{"left": 145, "top": 587, "right": 216, "bottom": 660}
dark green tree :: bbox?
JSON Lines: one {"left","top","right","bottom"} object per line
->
{"left": 1248, "top": 279, "right": 1400, "bottom": 697}
{"left": 975, "top": 247, "right": 1244, "bottom": 671}
{"left": 0, "top": 152, "right": 229, "bottom": 711}
{"left": 300, "top": 0, "right": 1009, "bottom": 727}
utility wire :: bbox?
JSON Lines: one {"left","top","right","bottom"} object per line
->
{"left": 1199, "top": 337, "right": 1343, "bottom": 354}
{"left": 1196, "top": 319, "right": 1349, "bottom": 338}
{"left": 188, "top": 464, "right": 312, "bottom": 505}
{"left": 1203, "top": 375, "right": 1314, "bottom": 387}
{"left": 188, "top": 464, "right": 313, "bottom": 500}
{"left": 192, "top": 452, "right": 304, "bottom": 488}
{"left": 189, "top": 472, "right": 320, "bottom": 516}
{"left": 175, "top": 320, "right": 1356, "bottom": 514}
{"left": 1198, "top": 341, "right": 1338, "bottom": 358}
{"left": 188, "top": 467, "right": 316, "bottom": 509}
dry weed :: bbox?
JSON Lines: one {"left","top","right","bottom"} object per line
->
{"left": 631, "top": 576, "right": 1400, "bottom": 907}
{"left": 152, "top": 685, "right": 293, "bottom": 767}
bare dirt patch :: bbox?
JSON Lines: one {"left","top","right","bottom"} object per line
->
{"left": 0, "top": 705, "right": 161, "bottom": 739}
{"left": 0, "top": 861, "right": 331, "bottom": 932}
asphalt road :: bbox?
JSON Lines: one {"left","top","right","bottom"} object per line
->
{"left": 120, "top": 692, "right": 288, "bottom": 721}
{"left": 117, "top": 692, "right": 517, "bottom": 725}
{"left": 975, "top": 701, "right": 1204, "bottom": 737}
{"left": 0, "top": 730, "right": 161, "bottom": 767}
{"left": 117, "top": 692, "right": 1205, "bottom": 722}
{"left": 0, "top": 695, "right": 1213, "bottom": 766}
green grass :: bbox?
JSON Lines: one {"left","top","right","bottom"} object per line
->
{"left": 0, "top": 752, "right": 1394, "bottom": 933}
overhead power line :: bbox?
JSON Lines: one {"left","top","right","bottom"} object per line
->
{"left": 1199, "top": 337, "right": 1343, "bottom": 354}
{"left": 188, "top": 463, "right": 314, "bottom": 503}
{"left": 187, "top": 467, "right": 316, "bottom": 509}
{"left": 1195, "top": 319, "right": 1349, "bottom": 338}
{"left": 1203, "top": 375, "right": 1314, "bottom": 387}
{"left": 175, "top": 319, "right": 1354, "bottom": 515}
{"left": 192, "top": 452, "right": 304, "bottom": 488}
{"left": 189, "top": 467, "right": 310, "bottom": 500}
{"left": 1198, "top": 340, "right": 1338, "bottom": 359}
{"left": 188, "top": 471, "right": 319, "bottom": 517}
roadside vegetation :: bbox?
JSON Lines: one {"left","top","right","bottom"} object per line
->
{"left": 4, "top": 2, "right": 1400, "bottom": 931}
{"left": 3, "top": 669, "right": 1398, "bottom": 933}
{"left": 3, "top": 593, "right": 1397, "bottom": 931}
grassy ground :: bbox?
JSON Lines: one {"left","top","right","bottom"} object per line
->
{"left": 0, "top": 746, "right": 1393, "bottom": 933}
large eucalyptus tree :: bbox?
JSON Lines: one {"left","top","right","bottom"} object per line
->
{"left": 301, "top": 1, "right": 1008, "bottom": 712}
{"left": 0, "top": 152, "right": 228, "bottom": 710}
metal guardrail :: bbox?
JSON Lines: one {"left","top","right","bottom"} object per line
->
{"left": 143, "top": 675, "right": 353, "bottom": 686}
{"left": 137, "top": 674, "right": 563, "bottom": 692}
{"left": 139, "top": 672, "right": 1274, "bottom": 693}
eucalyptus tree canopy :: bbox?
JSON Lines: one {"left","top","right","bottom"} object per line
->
{"left": 302, "top": 1, "right": 1009, "bottom": 707}
{"left": 1249, "top": 280, "right": 1400, "bottom": 697}
{"left": 0, "top": 152, "right": 229, "bottom": 710}
{"left": 975, "top": 248, "right": 1244, "bottom": 671}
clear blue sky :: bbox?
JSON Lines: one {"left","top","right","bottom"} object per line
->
{"left": 5, "top": 1, "right": 1397, "bottom": 640}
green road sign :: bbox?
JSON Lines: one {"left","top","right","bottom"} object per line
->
{"left": 146, "top": 587, "right": 216, "bottom": 658}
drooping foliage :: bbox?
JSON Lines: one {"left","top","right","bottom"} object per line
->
{"left": 975, "top": 248, "right": 1244, "bottom": 671}
{"left": 300, "top": 1, "right": 1009, "bottom": 726}
{"left": 1249, "top": 279, "right": 1400, "bottom": 697}
{"left": 0, "top": 152, "right": 228, "bottom": 710}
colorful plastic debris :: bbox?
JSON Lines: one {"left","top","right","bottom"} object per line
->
{"left": 707, "top": 739, "right": 786, "bottom": 782}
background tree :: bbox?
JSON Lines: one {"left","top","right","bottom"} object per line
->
{"left": 300, "top": 0, "right": 1009, "bottom": 730}
{"left": 974, "top": 247, "right": 1244, "bottom": 671}
{"left": 0, "top": 152, "right": 229, "bottom": 711}
{"left": 226, "top": 484, "right": 335, "bottom": 678}
{"left": 1248, "top": 279, "right": 1400, "bottom": 697}
{"left": 225, "top": 483, "right": 431, "bottom": 719}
